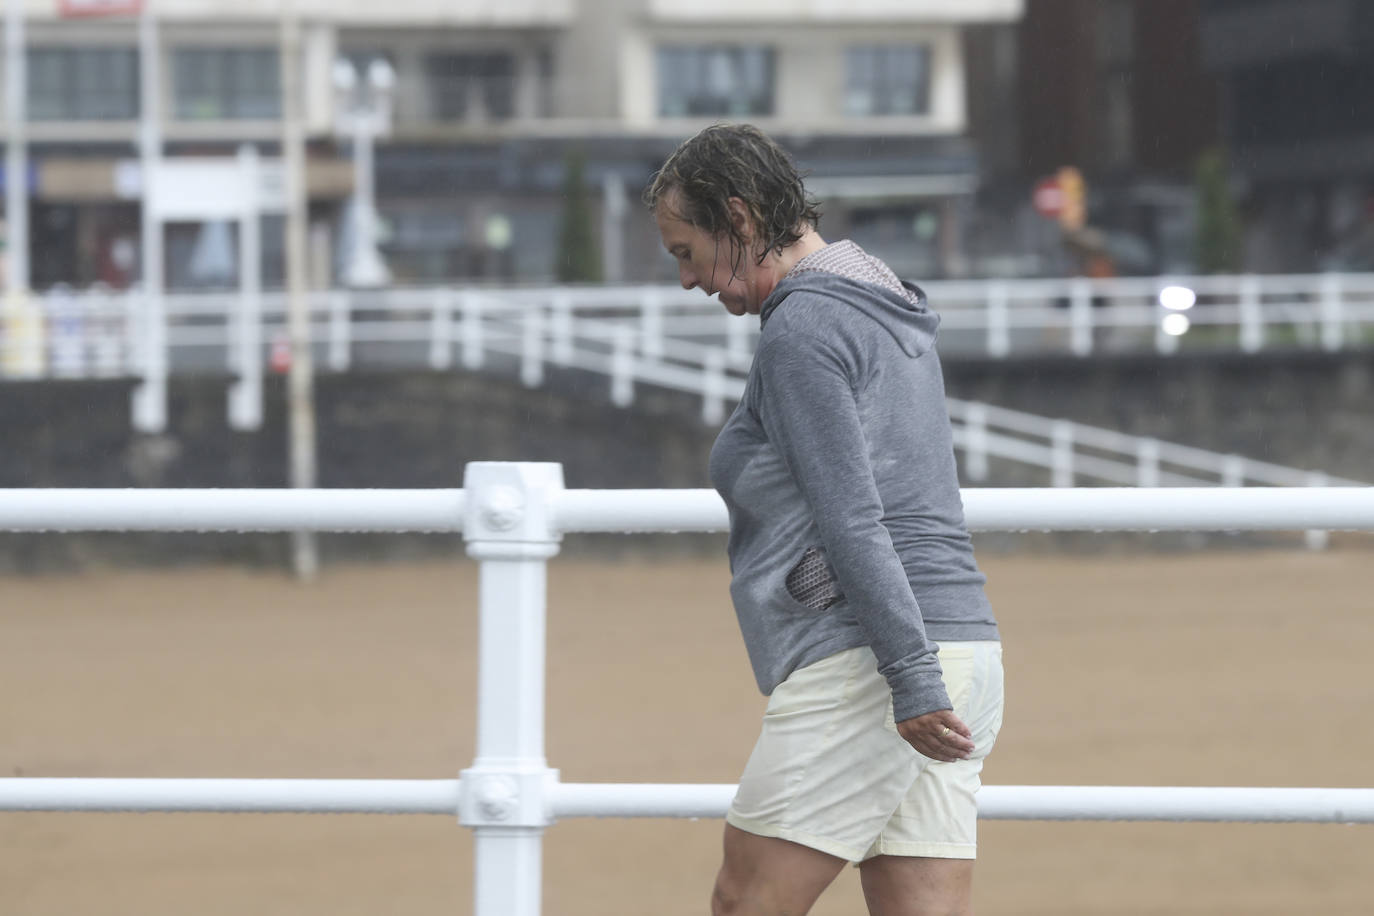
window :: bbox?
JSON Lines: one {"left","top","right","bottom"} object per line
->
{"left": 426, "top": 52, "right": 516, "bottom": 121}
{"left": 173, "top": 48, "right": 280, "bottom": 120}
{"left": 657, "top": 46, "right": 775, "bottom": 118}
{"left": 845, "top": 45, "right": 931, "bottom": 117}
{"left": 28, "top": 47, "right": 138, "bottom": 121}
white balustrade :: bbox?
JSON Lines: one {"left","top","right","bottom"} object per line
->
{"left": 461, "top": 291, "right": 485, "bottom": 371}
{"left": 1050, "top": 420, "right": 1075, "bottom": 487}
{"left": 986, "top": 281, "right": 1010, "bottom": 358}
{"left": 610, "top": 325, "right": 634, "bottom": 407}
{"left": 1320, "top": 273, "right": 1344, "bottom": 352}
{"left": 549, "top": 292, "right": 574, "bottom": 366}
{"left": 521, "top": 305, "right": 544, "bottom": 388}
{"left": 1136, "top": 437, "right": 1160, "bottom": 488}
{"left": 1068, "top": 278, "right": 1094, "bottom": 356}
{"left": 701, "top": 347, "right": 727, "bottom": 425}
{"left": 4, "top": 473, "right": 1374, "bottom": 915}
{"left": 428, "top": 288, "right": 453, "bottom": 370}
{"left": 327, "top": 290, "right": 351, "bottom": 371}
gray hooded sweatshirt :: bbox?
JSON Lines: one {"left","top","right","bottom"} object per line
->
{"left": 708, "top": 244, "right": 999, "bottom": 723}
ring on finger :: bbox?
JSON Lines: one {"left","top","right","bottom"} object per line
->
{"left": 939, "top": 726, "right": 951, "bottom": 737}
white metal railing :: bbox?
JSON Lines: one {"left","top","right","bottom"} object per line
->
{"left": 2, "top": 468, "right": 1374, "bottom": 916}
{"left": 1, "top": 273, "right": 1372, "bottom": 428}
{"left": 6, "top": 779, "right": 1372, "bottom": 825}
{"left": 0, "top": 281, "right": 1363, "bottom": 510}
{"left": 946, "top": 399, "right": 1366, "bottom": 489}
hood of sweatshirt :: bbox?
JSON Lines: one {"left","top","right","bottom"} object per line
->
{"left": 758, "top": 270, "right": 940, "bottom": 359}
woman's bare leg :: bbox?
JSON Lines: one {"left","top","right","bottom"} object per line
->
{"left": 858, "top": 855, "right": 974, "bottom": 916}
{"left": 711, "top": 823, "right": 848, "bottom": 916}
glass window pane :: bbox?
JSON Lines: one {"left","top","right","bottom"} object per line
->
{"left": 845, "top": 45, "right": 930, "bottom": 117}
{"left": 656, "top": 44, "right": 774, "bottom": 118}
{"left": 174, "top": 48, "right": 278, "bottom": 120}
{"left": 426, "top": 51, "right": 516, "bottom": 121}
{"left": 27, "top": 47, "right": 137, "bottom": 121}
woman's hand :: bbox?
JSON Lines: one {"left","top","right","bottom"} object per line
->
{"left": 896, "top": 710, "right": 975, "bottom": 762}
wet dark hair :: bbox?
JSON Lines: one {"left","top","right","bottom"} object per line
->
{"left": 644, "top": 123, "right": 821, "bottom": 275}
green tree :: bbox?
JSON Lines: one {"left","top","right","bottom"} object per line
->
{"left": 555, "top": 149, "right": 602, "bottom": 283}
{"left": 1194, "top": 148, "right": 1243, "bottom": 274}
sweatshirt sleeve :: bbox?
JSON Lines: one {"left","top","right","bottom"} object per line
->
{"left": 753, "top": 329, "right": 951, "bottom": 722}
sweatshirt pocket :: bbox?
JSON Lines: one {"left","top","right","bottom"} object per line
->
{"left": 783, "top": 546, "right": 844, "bottom": 613}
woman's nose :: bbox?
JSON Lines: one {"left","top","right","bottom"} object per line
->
{"left": 678, "top": 264, "right": 697, "bottom": 290}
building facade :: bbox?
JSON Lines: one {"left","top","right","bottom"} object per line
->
{"left": 0, "top": 0, "right": 1023, "bottom": 290}
{"left": 1199, "top": 0, "right": 1374, "bottom": 272}
{"left": 963, "top": 0, "right": 1222, "bottom": 278}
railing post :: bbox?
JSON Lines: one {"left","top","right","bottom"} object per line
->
{"left": 122, "top": 290, "right": 140, "bottom": 379}
{"left": 639, "top": 287, "right": 664, "bottom": 362}
{"left": 1051, "top": 420, "right": 1074, "bottom": 487}
{"left": 1221, "top": 455, "right": 1247, "bottom": 488}
{"left": 610, "top": 325, "right": 634, "bottom": 407}
{"left": 429, "top": 288, "right": 453, "bottom": 371}
{"left": 47, "top": 286, "right": 85, "bottom": 378}
{"left": 701, "top": 347, "right": 726, "bottom": 425}
{"left": 1319, "top": 273, "right": 1344, "bottom": 352}
{"left": 130, "top": 282, "right": 168, "bottom": 432}
{"left": 1069, "top": 279, "right": 1093, "bottom": 357}
{"left": 460, "top": 462, "right": 563, "bottom": 916}
{"left": 725, "top": 310, "right": 748, "bottom": 363}
{"left": 521, "top": 305, "right": 544, "bottom": 388}
{"left": 227, "top": 291, "right": 264, "bottom": 430}
{"left": 987, "top": 282, "right": 1010, "bottom": 358}
{"left": 1238, "top": 275, "right": 1263, "bottom": 353}
{"left": 90, "top": 287, "right": 122, "bottom": 377}
{"left": 1136, "top": 437, "right": 1160, "bottom": 488}
{"left": 1305, "top": 471, "right": 1330, "bottom": 551}
{"left": 965, "top": 402, "right": 989, "bottom": 482}
{"left": 461, "top": 291, "right": 485, "bottom": 371}
{"left": 1153, "top": 299, "right": 1179, "bottom": 356}
{"left": 328, "top": 290, "right": 351, "bottom": 371}
{"left": 550, "top": 292, "right": 573, "bottom": 367}
{"left": 228, "top": 145, "right": 263, "bottom": 430}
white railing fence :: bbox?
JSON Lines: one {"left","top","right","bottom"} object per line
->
{"left": 2, "top": 272, "right": 1372, "bottom": 431}
{"left": 2, "top": 466, "right": 1374, "bottom": 916}
{"left": 2, "top": 281, "right": 1363, "bottom": 521}
{"left": 944, "top": 398, "right": 1367, "bottom": 551}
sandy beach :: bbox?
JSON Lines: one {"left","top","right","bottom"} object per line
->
{"left": 2, "top": 548, "right": 1372, "bottom": 914}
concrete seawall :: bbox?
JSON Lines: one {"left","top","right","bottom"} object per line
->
{"left": 3, "top": 350, "right": 1369, "bottom": 570}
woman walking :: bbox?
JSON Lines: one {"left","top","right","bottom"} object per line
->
{"left": 646, "top": 124, "right": 1004, "bottom": 916}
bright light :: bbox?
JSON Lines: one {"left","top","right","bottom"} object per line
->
{"left": 1161, "top": 313, "right": 1191, "bottom": 336}
{"left": 1159, "top": 285, "right": 1197, "bottom": 311}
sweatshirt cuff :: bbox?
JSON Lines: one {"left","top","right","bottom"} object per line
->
{"left": 889, "top": 667, "right": 953, "bottom": 724}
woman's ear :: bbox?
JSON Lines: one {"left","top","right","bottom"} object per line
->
{"left": 725, "top": 197, "right": 754, "bottom": 244}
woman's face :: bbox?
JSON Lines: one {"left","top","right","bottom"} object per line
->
{"left": 654, "top": 192, "right": 758, "bottom": 316}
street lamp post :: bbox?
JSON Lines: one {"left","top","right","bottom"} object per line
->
{"left": 332, "top": 58, "right": 393, "bottom": 289}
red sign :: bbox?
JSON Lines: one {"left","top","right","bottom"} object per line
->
{"left": 58, "top": 0, "right": 142, "bottom": 18}
{"left": 1032, "top": 167, "right": 1087, "bottom": 231}
{"left": 1032, "top": 177, "right": 1063, "bottom": 219}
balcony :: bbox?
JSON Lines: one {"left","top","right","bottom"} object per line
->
{"left": 32, "top": 0, "right": 576, "bottom": 27}
{"left": 646, "top": 0, "right": 1021, "bottom": 23}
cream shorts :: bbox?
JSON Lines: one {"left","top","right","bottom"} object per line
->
{"left": 726, "top": 641, "right": 1004, "bottom": 863}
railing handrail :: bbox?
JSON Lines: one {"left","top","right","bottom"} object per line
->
{"left": 4, "top": 778, "right": 1372, "bottom": 824}
{"left": 2, "top": 486, "right": 1372, "bottom": 533}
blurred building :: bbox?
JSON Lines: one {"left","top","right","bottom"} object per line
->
{"left": 964, "top": 0, "right": 1221, "bottom": 277}
{"left": 1199, "top": 0, "right": 1374, "bottom": 272}
{"left": 967, "top": 0, "right": 1374, "bottom": 277}
{"left": 1, "top": 0, "right": 1023, "bottom": 289}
